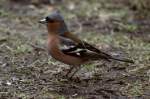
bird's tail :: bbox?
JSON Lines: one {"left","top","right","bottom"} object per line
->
{"left": 110, "top": 56, "right": 134, "bottom": 63}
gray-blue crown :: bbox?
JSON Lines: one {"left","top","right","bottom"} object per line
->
{"left": 46, "top": 11, "right": 69, "bottom": 35}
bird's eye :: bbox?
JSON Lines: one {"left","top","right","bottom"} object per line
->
{"left": 45, "top": 17, "right": 55, "bottom": 23}
{"left": 45, "top": 17, "right": 49, "bottom": 21}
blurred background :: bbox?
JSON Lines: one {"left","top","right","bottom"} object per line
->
{"left": 0, "top": 0, "right": 150, "bottom": 99}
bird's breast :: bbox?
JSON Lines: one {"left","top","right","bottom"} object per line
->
{"left": 47, "top": 35, "right": 60, "bottom": 55}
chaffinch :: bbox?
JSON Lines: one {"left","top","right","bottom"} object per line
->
{"left": 39, "top": 11, "right": 134, "bottom": 78}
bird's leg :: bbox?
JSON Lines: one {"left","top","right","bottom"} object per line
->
{"left": 69, "top": 65, "right": 82, "bottom": 78}
{"left": 65, "top": 65, "right": 75, "bottom": 77}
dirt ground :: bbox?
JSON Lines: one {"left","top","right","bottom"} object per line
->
{"left": 0, "top": 0, "right": 150, "bottom": 99}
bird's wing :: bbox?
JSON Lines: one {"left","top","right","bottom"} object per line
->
{"left": 78, "top": 41, "right": 113, "bottom": 58}
{"left": 59, "top": 37, "right": 134, "bottom": 63}
{"left": 78, "top": 41, "right": 134, "bottom": 63}
{"left": 59, "top": 36, "right": 111, "bottom": 61}
{"left": 59, "top": 36, "right": 77, "bottom": 46}
{"left": 59, "top": 36, "right": 86, "bottom": 57}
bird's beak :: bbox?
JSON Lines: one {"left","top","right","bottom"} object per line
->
{"left": 39, "top": 18, "right": 47, "bottom": 24}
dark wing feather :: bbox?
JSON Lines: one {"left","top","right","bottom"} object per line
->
{"left": 78, "top": 41, "right": 134, "bottom": 63}
{"left": 78, "top": 41, "right": 112, "bottom": 57}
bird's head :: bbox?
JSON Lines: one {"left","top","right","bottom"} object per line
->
{"left": 39, "top": 11, "right": 69, "bottom": 35}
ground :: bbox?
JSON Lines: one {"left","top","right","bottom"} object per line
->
{"left": 0, "top": 0, "right": 150, "bottom": 99}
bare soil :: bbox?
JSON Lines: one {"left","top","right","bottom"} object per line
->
{"left": 0, "top": 0, "right": 150, "bottom": 99}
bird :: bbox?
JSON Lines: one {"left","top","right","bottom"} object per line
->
{"left": 39, "top": 11, "right": 134, "bottom": 78}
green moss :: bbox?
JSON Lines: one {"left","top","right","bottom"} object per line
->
{"left": 11, "top": 44, "right": 32, "bottom": 54}
{"left": 127, "top": 81, "right": 144, "bottom": 97}
{"left": 84, "top": 63, "right": 95, "bottom": 71}
{"left": 0, "top": 9, "right": 8, "bottom": 17}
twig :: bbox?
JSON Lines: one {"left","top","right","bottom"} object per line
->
{"left": 28, "top": 43, "right": 46, "bottom": 51}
